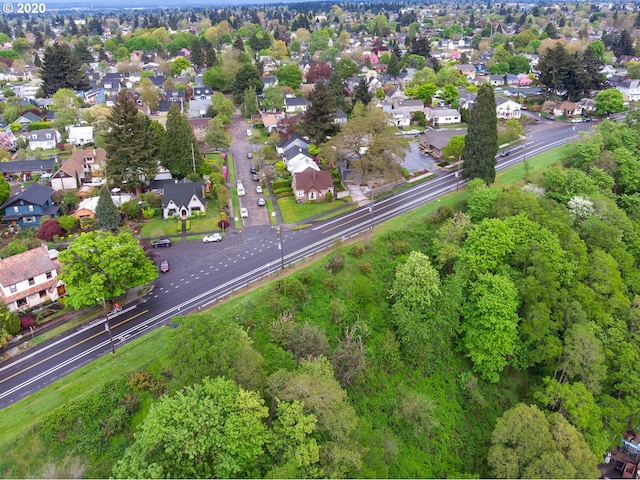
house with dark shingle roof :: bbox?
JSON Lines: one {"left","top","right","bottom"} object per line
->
{"left": 284, "top": 96, "right": 308, "bottom": 113}
{"left": 0, "top": 246, "right": 64, "bottom": 312}
{"left": 0, "top": 159, "right": 55, "bottom": 182}
{"left": 27, "top": 128, "right": 62, "bottom": 150}
{"left": 160, "top": 180, "right": 206, "bottom": 219}
{"left": 0, "top": 183, "right": 59, "bottom": 228}
{"left": 424, "top": 128, "right": 468, "bottom": 158}
{"left": 292, "top": 168, "right": 334, "bottom": 203}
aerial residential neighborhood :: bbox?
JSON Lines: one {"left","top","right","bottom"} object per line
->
{"left": 1, "top": 1, "right": 640, "bottom": 478}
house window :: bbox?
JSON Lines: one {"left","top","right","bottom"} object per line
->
{"left": 23, "top": 216, "right": 36, "bottom": 223}
{"left": 13, "top": 206, "right": 18, "bottom": 213}
{"left": 46, "top": 271, "right": 53, "bottom": 279}
{"left": 297, "top": 191, "right": 304, "bottom": 197}
{"left": 39, "top": 290, "right": 47, "bottom": 298}
{"left": 9, "top": 284, "right": 16, "bottom": 293}
{"left": 309, "top": 192, "right": 316, "bottom": 200}
{"left": 16, "top": 298, "right": 27, "bottom": 308}
{"left": 28, "top": 205, "right": 34, "bottom": 212}
{"left": 46, "top": 134, "right": 51, "bottom": 139}
{"left": 28, "top": 277, "right": 35, "bottom": 286}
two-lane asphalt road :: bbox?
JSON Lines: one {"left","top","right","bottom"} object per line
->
{"left": 0, "top": 121, "right": 590, "bottom": 410}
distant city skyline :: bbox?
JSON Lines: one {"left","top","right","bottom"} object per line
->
{"left": 28, "top": 0, "right": 327, "bottom": 10}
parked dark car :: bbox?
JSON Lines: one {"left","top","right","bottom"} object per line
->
{"left": 499, "top": 150, "right": 511, "bottom": 158}
{"left": 250, "top": 166, "right": 257, "bottom": 174}
{"left": 252, "top": 174, "right": 260, "bottom": 181}
{"left": 160, "top": 260, "right": 170, "bottom": 272}
{"left": 152, "top": 238, "right": 172, "bottom": 248}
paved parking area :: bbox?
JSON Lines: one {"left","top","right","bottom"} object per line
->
{"left": 401, "top": 141, "right": 439, "bottom": 173}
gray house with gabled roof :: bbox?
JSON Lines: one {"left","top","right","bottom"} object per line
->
{"left": 159, "top": 180, "right": 206, "bottom": 219}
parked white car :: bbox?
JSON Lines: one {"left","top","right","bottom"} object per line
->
{"left": 240, "top": 208, "right": 248, "bottom": 218}
{"left": 256, "top": 185, "right": 263, "bottom": 193}
{"left": 203, "top": 233, "right": 222, "bottom": 243}
{"left": 246, "top": 128, "right": 252, "bottom": 136}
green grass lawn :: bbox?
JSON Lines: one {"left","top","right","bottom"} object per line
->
{"left": 278, "top": 196, "right": 352, "bottom": 224}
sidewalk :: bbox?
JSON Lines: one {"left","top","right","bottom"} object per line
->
{"left": 0, "top": 284, "right": 153, "bottom": 360}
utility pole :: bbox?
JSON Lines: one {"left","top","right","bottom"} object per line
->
{"left": 278, "top": 226, "right": 285, "bottom": 270}
{"left": 456, "top": 156, "right": 462, "bottom": 190}
{"left": 191, "top": 144, "right": 196, "bottom": 173}
{"left": 104, "top": 313, "right": 115, "bottom": 354}
{"left": 369, "top": 186, "right": 374, "bottom": 230}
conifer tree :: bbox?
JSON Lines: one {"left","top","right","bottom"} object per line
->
{"left": 302, "top": 81, "right": 340, "bottom": 145}
{"left": 95, "top": 185, "right": 120, "bottom": 230}
{"left": 353, "top": 77, "right": 373, "bottom": 108}
{"left": 161, "top": 103, "right": 202, "bottom": 179}
{"left": 40, "top": 42, "right": 89, "bottom": 96}
{"left": 104, "top": 91, "right": 158, "bottom": 189}
{"left": 190, "top": 37, "right": 205, "bottom": 69}
{"left": 461, "top": 84, "right": 498, "bottom": 184}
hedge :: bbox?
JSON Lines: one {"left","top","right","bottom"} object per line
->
{"left": 276, "top": 191, "right": 294, "bottom": 199}
{"left": 272, "top": 179, "right": 292, "bottom": 190}
{"left": 273, "top": 187, "right": 293, "bottom": 195}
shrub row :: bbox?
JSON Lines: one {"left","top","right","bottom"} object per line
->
{"left": 272, "top": 179, "right": 292, "bottom": 190}
{"left": 276, "top": 191, "right": 294, "bottom": 199}
{"left": 273, "top": 187, "right": 293, "bottom": 195}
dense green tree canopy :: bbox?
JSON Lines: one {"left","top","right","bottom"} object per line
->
{"left": 40, "top": 42, "right": 89, "bottom": 96}
{"left": 94, "top": 186, "right": 120, "bottom": 230}
{"left": 461, "top": 84, "right": 498, "bottom": 184}
{"left": 104, "top": 91, "right": 158, "bottom": 188}
{"left": 161, "top": 103, "right": 203, "bottom": 179}
{"left": 58, "top": 231, "right": 157, "bottom": 309}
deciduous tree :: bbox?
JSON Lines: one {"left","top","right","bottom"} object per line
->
{"left": 113, "top": 377, "right": 269, "bottom": 479}
{"left": 58, "top": 231, "right": 157, "bottom": 309}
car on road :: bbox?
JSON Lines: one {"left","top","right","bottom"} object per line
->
{"left": 240, "top": 208, "right": 249, "bottom": 218}
{"left": 246, "top": 128, "right": 252, "bottom": 136}
{"left": 203, "top": 233, "right": 222, "bottom": 243}
{"left": 247, "top": 152, "right": 253, "bottom": 159}
{"left": 237, "top": 185, "right": 246, "bottom": 196}
{"left": 250, "top": 166, "right": 257, "bottom": 174}
{"left": 499, "top": 150, "right": 511, "bottom": 157}
{"left": 570, "top": 117, "right": 583, "bottom": 123}
{"left": 258, "top": 198, "right": 266, "bottom": 206}
{"left": 152, "top": 238, "right": 172, "bottom": 248}
{"left": 252, "top": 174, "right": 260, "bottom": 181}
{"left": 160, "top": 260, "right": 170, "bottom": 272}
{"left": 256, "top": 185, "right": 263, "bottom": 193}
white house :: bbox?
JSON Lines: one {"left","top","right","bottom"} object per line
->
{"left": 284, "top": 96, "right": 308, "bottom": 113}
{"left": 188, "top": 99, "right": 211, "bottom": 118}
{"left": 27, "top": 129, "right": 62, "bottom": 150}
{"left": 616, "top": 79, "right": 640, "bottom": 102}
{"left": 284, "top": 147, "right": 319, "bottom": 174}
{"left": 495, "top": 98, "right": 522, "bottom": 120}
{"left": 0, "top": 246, "right": 64, "bottom": 312}
{"left": 425, "top": 107, "right": 462, "bottom": 127}
{"left": 67, "top": 126, "right": 94, "bottom": 146}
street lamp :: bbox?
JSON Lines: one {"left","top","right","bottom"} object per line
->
{"left": 369, "top": 186, "right": 374, "bottom": 230}
{"left": 277, "top": 226, "right": 285, "bottom": 270}
{"left": 104, "top": 311, "right": 115, "bottom": 354}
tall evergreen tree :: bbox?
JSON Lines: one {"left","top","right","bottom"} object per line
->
{"left": 232, "top": 63, "right": 263, "bottom": 103}
{"left": 233, "top": 36, "right": 245, "bottom": 52}
{"left": 161, "top": 103, "right": 202, "bottom": 179}
{"left": 387, "top": 53, "right": 402, "bottom": 77}
{"left": 461, "top": 84, "right": 498, "bottom": 184}
{"left": 190, "top": 37, "right": 205, "bottom": 69}
{"left": 328, "top": 72, "right": 348, "bottom": 114}
{"left": 73, "top": 43, "right": 93, "bottom": 63}
{"left": 204, "top": 45, "right": 217, "bottom": 68}
{"left": 353, "top": 77, "right": 373, "bottom": 108}
{"left": 40, "top": 42, "right": 89, "bottom": 96}
{"left": 615, "top": 30, "right": 634, "bottom": 57}
{"left": 95, "top": 185, "right": 120, "bottom": 230}
{"left": 302, "top": 81, "right": 340, "bottom": 145}
{"left": 104, "top": 91, "right": 158, "bottom": 189}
